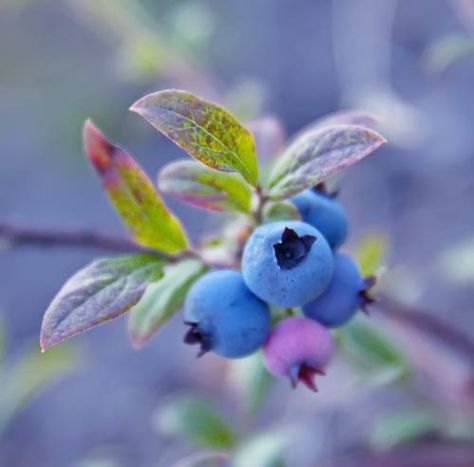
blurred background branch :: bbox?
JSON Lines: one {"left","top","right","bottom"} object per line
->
{"left": 376, "top": 297, "right": 474, "bottom": 361}
{"left": 1, "top": 0, "right": 474, "bottom": 465}
{"left": 1, "top": 221, "right": 473, "bottom": 365}
{"left": 0, "top": 222, "right": 142, "bottom": 253}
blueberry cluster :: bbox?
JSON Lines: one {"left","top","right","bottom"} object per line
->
{"left": 184, "top": 188, "right": 374, "bottom": 391}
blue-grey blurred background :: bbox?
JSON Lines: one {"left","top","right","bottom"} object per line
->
{"left": 1, "top": 1, "right": 473, "bottom": 466}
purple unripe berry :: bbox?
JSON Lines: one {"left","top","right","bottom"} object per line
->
{"left": 242, "top": 221, "right": 334, "bottom": 307}
{"left": 262, "top": 317, "right": 333, "bottom": 391}
{"left": 303, "top": 254, "right": 372, "bottom": 327}
{"left": 291, "top": 190, "right": 348, "bottom": 249}
{"left": 183, "top": 270, "right": 270, "bottom": 358}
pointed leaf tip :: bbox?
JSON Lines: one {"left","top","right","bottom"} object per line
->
{"left": 40, "top": 255, "right": 165, "bottom": 350}
{"left": 82, "top": 119, "right": 116, "bottom": 175}
{"left": 82, "top": 120, "right": 188, "bottom": 253}
{"left": 269, "top": 124, "right": 387, "bottom": 200}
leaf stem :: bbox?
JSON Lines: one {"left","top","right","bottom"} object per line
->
{"left": 253, "top": 185, "right": 269, "bottom": 225}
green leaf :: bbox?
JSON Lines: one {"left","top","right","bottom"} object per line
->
{"left": 130, "top": 89, "right": 259, "bottom": 186}
{"left": 370, "top": 409, "right": 440, "bottom": 449}
{"left": 154, "top": 396, "right": 236, "bottom": 450}
{"left": 40, "top": 254, "right": 165, "bottom": 350}
{"left": 128, "top": 258, "right": 206, "bottom": 348}
{"left": 355, "top": 233, "right": 387, "bottom": 277}
{"left": 268, "top": 125, "right": 386, "bottom": 200}
{"left": 262, "top": 201, "right": 300, "bottom": 223}
{"left": 232, "top": 430, "right": 290, "bottom": 467}
{"left": 0, "top": 345, "right": 75, "bottom": 435}
{"left": 425, "top": 33, "right": 474, "bottom": 73}
{"left": 158, "top": 159, "right": 252, "bottom": 213}
{"left": 337, "top": 318, "right": 408, "bottom": 380}
{"left": 83, "top": 120, "right": 188, "bottom": 253}
{"left": 230, "top": 352, "right": 273, "bottom": 414}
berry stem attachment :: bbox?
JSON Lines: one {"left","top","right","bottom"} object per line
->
{"left": 359, "top": 276, "right": 377, "bottom": 314}
{"left": 289, "top": 363, "right": 325, "bottom": 392}
{"left": 183, "top": 321, "right": 211, "bottom": 358}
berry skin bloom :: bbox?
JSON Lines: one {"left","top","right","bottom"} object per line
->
{"left": 291, "top": 189, "right": 348, "bottom": 249}
{"left": 183, "top": 270, "right": 271, "bottom": 358}
{"left": 303, "top": 253, "right": 371, "bottom": 327}
{"left": 242, "top": 221, "right": 333, "bottom": 307}
{"left": 263, "top": 316, "right": 333, "bottom": 391}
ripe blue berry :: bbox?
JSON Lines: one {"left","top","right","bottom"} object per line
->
{"left": 242, "top": 221, "right": 333, "bottom": 307}
{"left": 263, "top": 316, "right": 333, "bottom": 391}
{"left": 303, "top": 253, "right": 372, "bottom": 327}
{"left": 183, "top": 270, "right": 271, "bottom": 358}
{"left": 291, "top": 190, "right": 348, "bottom": 249}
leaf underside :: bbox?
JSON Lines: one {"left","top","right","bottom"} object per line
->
{"left": 128, "top": 258, "right": 207, "bottom": 348}
{"left": 40, "top": 254, "right": 165, "bottom": 350}
{"left": 130, "top": 89, "right": 259, "bottom": 186}
{"left": 268, "top": 124, "right": 386, "bottom": 200}
{"left": 158, "top": 159, "right": 252, "bottom": 212}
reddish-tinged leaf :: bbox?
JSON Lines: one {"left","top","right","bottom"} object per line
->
{"left": 83, "top": 120, "right": 188, "bottom": 253}
{"left": 268, "top": 125, "right": 386, "bottom": 200}
{"left": 40, "top": 254, "right": 165, "bottom": 351}
{"left": 158, "top": 159, "right": 252, "bottom": 212}
{"left": 130, "top": 89, "right": 259, "bottom": 186}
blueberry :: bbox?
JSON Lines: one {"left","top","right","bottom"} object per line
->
{"left": 263, "top": 317, "right": 333, "bottom": 391}
{"left": 183, "top": 270, "right": 271, "bottom": 358}
{"left": 242, "top": 221, "right": 333, "bottom": 307}
{"left": 303, "top": 253, "right": 370, "bottom": 327}
{"left": 291, "top": 190, "right": 348, "bottom": 249}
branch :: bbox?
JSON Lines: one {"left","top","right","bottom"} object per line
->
{"left": 0, "top": 221, "right": 167, "bottom": 257}
{"left": 332, "top": 442, "right": 474, "bottom": 467}
{"left": 376, "top": 297, "right": 474, "bottom": 361}
{"left": 2, "top": 221, "right": 474, "bottom": 362}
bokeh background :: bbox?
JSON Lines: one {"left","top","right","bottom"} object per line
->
{"left": 1, "top": 1, "right": 473, "bottom": 466}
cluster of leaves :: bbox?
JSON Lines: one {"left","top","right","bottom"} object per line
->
{"left": 40, "top": 89, "right": 385, "bottom": 353}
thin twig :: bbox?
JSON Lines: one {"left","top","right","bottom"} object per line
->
{"left": 0, "top": 221, "right": 171, "bottom": 258}
{"left": 253, "top": 185, "right": 268, "bottom": 225}
{"left": 376, "top": 297, "right": 474, "bottom": 361}
{"left": 329, "top": 442, "right": 474, "bottom": 467}
{"left": 2, "top": 221, "right": 474, "bottom": 361}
